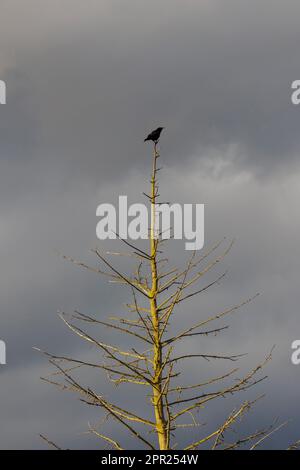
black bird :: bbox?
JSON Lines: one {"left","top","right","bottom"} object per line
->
{"left": 144, "top": 127, "right": 164, "bottom": 143}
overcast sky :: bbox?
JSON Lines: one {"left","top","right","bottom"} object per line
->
{"left": 0, "top": 0, "right": 300, "bottom": 449}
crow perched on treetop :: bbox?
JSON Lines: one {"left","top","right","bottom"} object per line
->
{"left": 144, "top": 127, "right": 164, "bottom": 143}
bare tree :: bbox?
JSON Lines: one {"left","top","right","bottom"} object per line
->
{"left": 38, "top": 140, "right": 290, "bottom": 450}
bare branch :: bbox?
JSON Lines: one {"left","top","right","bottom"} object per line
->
{"left": 88, "top": 423, "right": 123, "bottom": 450}
{"left": 40, "top": 434, "right": 61, "bottom": 450}
{"left": 93, "top": 249, "right": 151, "bottom": 297}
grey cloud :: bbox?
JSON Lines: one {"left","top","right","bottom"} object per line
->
{"left": 1, "top": 0, "right": 300, "bottom": 184}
